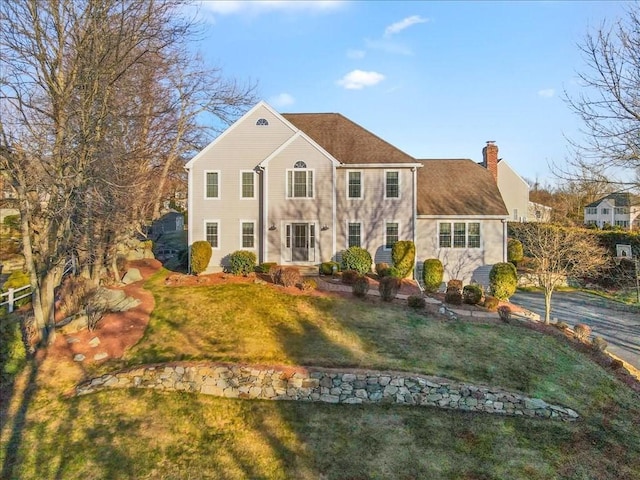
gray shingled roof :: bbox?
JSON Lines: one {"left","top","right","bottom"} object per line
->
{"left": 282, "top": 113, "right": 416, "bottom": 164}
{"left": 586, "top": 192, "right": 639, "bottom": 208}
{"left": 416, "top": 159, "right": 508, "bottom": 216}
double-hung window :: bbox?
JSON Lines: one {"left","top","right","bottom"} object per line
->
{"left": 348, "top": 171, "right": 362, "bottom": 199}
{"left": 287, "top": 161, "right": 313, "bottom": 198}
{"left": 205, "top": 221, "right": 219, "bottom": 248}
{"left": 205, "top": 171, "right": 219, "bottom": 199}
{"left": 385, "top": 171, "right": 399, "bottom": 199}
{"left": 439, "top": 222, "right": 481, "bottom": 249}
{"left": 241, "top": 221, "right": 255, "bottom": 248}
{"left": 586, "top": 207, "right": 597, "bottom": 215}
{"left": 241, "top": 171, "right": 255, "bottom": 199}
{"left": 348, "top": 222, "right": 361, "bottom": 248}
{"left": 385, "top": 222, "right": 399, "bottom": 250}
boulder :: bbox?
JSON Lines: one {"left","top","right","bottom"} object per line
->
{"left": 121, "top": 268, "right": 142, "bottom": 285}
{"left": 57, "top": 314, "right": 89, "bottom": 334}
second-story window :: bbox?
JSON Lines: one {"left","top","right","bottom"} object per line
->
{"left": 348, "top": 171, "right": 362, "bottom": 198}
{"left": 385, "top": 171, "right": 399, "bottom": 198}
{"left": 287, "top": 161, "right": 313, "bottom": 198}
{"left": 241, "top": 171, "right": 255, "bottom": 199}
{"left": 205, "top": 171, "right": 219, "bottom": 199}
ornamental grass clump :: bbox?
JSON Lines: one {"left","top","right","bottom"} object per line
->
{"left": 422, "top": 258, "right": 444, "bottom": 293}
{"left": 591, "top": 336, "right": 608, "bottom": 352}
{"left": 279, "top": 267, "right": 301, "bottom": 288}
{"left": 379, "top": 276, "right": 401, "bottom": 302}
{"left": 574, "top": 323, "right": 592, "bottom": 342}
{"left": 497, "top": 305, "right": 512, "bottom": 323}
{"left": 352, "top": 275, "right": 370, "bottom": 298}
{"left": 483, "top": 296, "right": 499, "bottom": 311}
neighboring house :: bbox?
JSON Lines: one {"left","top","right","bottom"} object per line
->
{"left": 185, "top": 101, "right": 508, "bottom": 284}
{"left": 528, "top": 201, "right": 552, "bottom": 222}
{"left": 480, "top": 142, "right": 530, "bottom": 222}
{"left": 584, "top": 192, "right": 640, "bottom": 230}
{"left": 151, "top": 210, "right": 184, "bottom": 237}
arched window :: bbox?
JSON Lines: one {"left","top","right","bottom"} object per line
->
{"left": 294, "top": 161, "right": 306, "bottom": 169}
{"left": 256, "top": 118, "right": 269, "bottom": 126}
{"left": 287, "top": 161, "right": 313, "bottom": 198}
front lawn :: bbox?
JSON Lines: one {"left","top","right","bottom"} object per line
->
{"left": 1, "top": 268, "right": 639, "bottom": 479}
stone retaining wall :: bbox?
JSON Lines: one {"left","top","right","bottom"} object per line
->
{"left": 77, "top": 363, "right": 579, "bottom": 421}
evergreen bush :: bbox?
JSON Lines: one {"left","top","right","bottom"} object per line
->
{"left": 257, "top": 262, "right": 277, "bottom": 274}
{"left": 507, "top": 238, "right": 524, "bottom": 267}
{"left": 391, "top": 240, "right": 415, "bottom": 278}
{"left": 462, "top": 284, "right": 483, "bottom": 305}
{"left": 190, "top": 241, "right": 212, "bottom": 275}
{"left": 375, "top": 262, "right": 391, "bottom": 277}
{"left": 407, "top": 295, "right": 426, "bottom": 309}
{"left": 422, "top": 259, "right": 444, "bottom": 293}
{"left": 319, "top": 261, "right": 340, "bottom": 275}
{"left": 489, "top": 262, "right": 517, "bottom": 300}
{"left": 228, "top": 250, "right": 257, "bottom": 275}
{"left": 340, "top": 246, "right": 372, "bottom": 274}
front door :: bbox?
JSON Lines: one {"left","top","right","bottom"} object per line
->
{"left": 292, "top": 223, "right": 309, "bottom": 262}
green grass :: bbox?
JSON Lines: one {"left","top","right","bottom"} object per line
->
{"left": 2, "top": 268, "right": 640, "bottom": 479}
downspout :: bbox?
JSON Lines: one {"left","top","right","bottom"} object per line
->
{"left": 257, "top": 165, "right": 266, "bottom": 264}
{"left": 502, "top": 218, "right": 508, "bottom": 262}
{"left": 412, "top": 166, "right": 420, "bottom": 288}
{"left": 332, "top": 163, "right": 337, "bottom": 261}
{"left": 185, "top": 164, "right": 193, "bottom": 274}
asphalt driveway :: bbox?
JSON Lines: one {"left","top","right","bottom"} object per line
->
{"left": 511, "top": 290, "right": 640, "bottom": 370}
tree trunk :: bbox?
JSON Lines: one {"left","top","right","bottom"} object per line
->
{"left": 543, "top": 288, "right": 553, "bottom": 325}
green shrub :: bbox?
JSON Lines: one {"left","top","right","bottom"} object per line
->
{"left": 2, "top": 270, "right": 31, "bottom": 308}
{"left": 280, "top": 267, "right": 300, "bottom": 287}
{"left": 352, "top": 275, "right": 370, "bottom": 298}
{"left": 422, "top": 259, "right": 444, "bottom": 293}
{"left": 190, "top": 241, "right": 212, "bottom": 275}
{"left": 229, "top": 250, "right": 257, "bottom": 275}
{"left": 483, "top": 296, "right": 499, "bottom": 311}
{"left": 507, "top": 238, "right": 524, "bottom": 267}
{"left": 340, "top": 246, "right": 372, "bottom": 274}
{"left": 574, "top": 323, "right": 592, "bottom": 342}
{"left": 497, "top": 305, "right": 511, "bottom": 323}
{"left": 379, "top": 276, "right": 401, "bottom": 302}
{"left": 375, "top": 262, "right": 391, "bottom": 277}
{"left": 319, "top": 261, "right": 340, "bottom": 275}
{"left": 407, "top": 295, "right": 426, "bottom": 309}
{"left": 341, "top": 270, "right": 359, "bottom": 285}
{"left": 391, "top": 240, "right": 415, "bottom": 278}
{"left": 489, "top": 262, "right": 517, "bottom": 300}
{"left": 462, "top": 284, "right": 483, "bottom": 305}
{"left": 257, "top": 262, "right": 277, "bottom": 274}
{"left": 3, "top": 214, "right": 20, "bottom": 231}
{"left": 591, "top": 336, "right": 608, "bottom": 352}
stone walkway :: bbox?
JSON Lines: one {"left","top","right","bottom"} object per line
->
{"left": 77, "top": 362, "right": 579, "bottom": 421}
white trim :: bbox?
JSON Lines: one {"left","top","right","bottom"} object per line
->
{"left": 383, "top": 220, "right": 400, "bottom": 251}
{"left": 204, "top": 220, "right": 221, "bottom": 250}
{"left": 279, "top": 219, "right": 319, "bottom": 265}
{"left": 384, "top": 170, "right": 400, "bottom": 200}
{"left": 418, "top": 214, "right": 509, "bottom": 220}
{"left": 239, "top": 170, "right": 256, "bottom": 200}
{"left": 239, "top": 220, "right": 257, "bottom": 250}
{"left": 285, "top": 167, "right": 315, "bottom": 199}
{"left": 258, "top": 130, "right": 341, "bottom": 168}
{"left": 346, "top": 170, "right": 363, "bottom": 200}
{"left": 204, "top": 170, "right": 221, "bottom": 200}
{"left": 184, "top": 101, "right": 296, "bottom": 169}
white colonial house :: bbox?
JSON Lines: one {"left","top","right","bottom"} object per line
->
{"left": 584, "top": 193, "right": 640, "bottom": 230}
{"left": 185, "top": 101, "right": 509, "bottom": 284}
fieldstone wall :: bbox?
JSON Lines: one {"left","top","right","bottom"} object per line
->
{"left": 77, "top": 363, "right": 579, "bottom": 421}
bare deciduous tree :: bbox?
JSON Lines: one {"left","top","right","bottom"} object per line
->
{"left": 510, "top": 224, "right": 608, "bottom": 324}
{"left": 564, "top": 4, "right": 640, "bottom": 192}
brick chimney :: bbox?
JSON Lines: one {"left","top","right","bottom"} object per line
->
{"left": 482, "top": 141, "right": 498, "bottom": 182}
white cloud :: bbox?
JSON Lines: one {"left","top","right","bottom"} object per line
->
{"left": 336, "top": 70, "right": 385, "bottom": 90}
{"left": 538, "top": 88, "right": 555, "bottom": 98}
{"left": 199, "top": 1, "right": 344, "bottom": 16}
{"left": 347, "top": 49, "right": 366, "bottom": 59}
{"left": 269, "top": 93, "right": 295, "bottom": 108}
{"left": 384, "top": 15, "right": 429, "bottom": 37}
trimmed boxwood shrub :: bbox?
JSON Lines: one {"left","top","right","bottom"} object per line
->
{"left": 319, "top": 261, "right": 340, "bottom": 276}
{"left": 375, "top": 262, "right": 391, "bottom": 277}
{"left": 507, "top": 238, "right": 524, "bottom": 267}
{"left": 463, "top": 284, "right": 483, "bottom": 305}
{"left": 190, "top": 241, "right": 212, "bottom": 275}
{"left": 422, "top": 258, "right": 444, "bottom": 293}
{"left": 391, "top": 240, "right": 415, "bottom": 278}
{"left": 340, "top": 246, "right": 372, "bottom": 274}
{"left": 229, "top": 250, "right": 257, "bottom": 275}
{"left": 489, "top": 262, "right": 517, "bottom": 300}
{"left": 379, "top": 276, "right": 401, "bottom": 302}
{"left": 352, "top": 275, "right": 370, "bottom": 298}
{"left": 257, "top": 262, "right": 277, "bottom": 274}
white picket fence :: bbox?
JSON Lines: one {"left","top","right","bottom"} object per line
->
{"left": 0, "top": 285, "right": 32, "bottom": 313}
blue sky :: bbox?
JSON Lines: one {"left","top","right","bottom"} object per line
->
{"left": 190, "top": 1, "right": 627, "bottom": 186}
